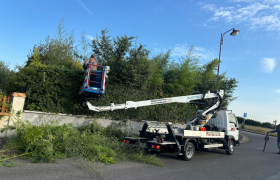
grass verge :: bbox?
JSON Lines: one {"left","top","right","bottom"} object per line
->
{"left": 240, "top": 124, "right": 277, "bottom": 136}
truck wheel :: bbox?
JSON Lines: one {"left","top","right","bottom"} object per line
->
{"left": 182, "top": 142, "right": 195, "bottom": 161}
{"left": 226, "top": 141, "right": 234, "bottom": 155}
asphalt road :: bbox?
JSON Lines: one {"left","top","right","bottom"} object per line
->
{"left": 0, "top": 131, "right": 279, "bottom": 180}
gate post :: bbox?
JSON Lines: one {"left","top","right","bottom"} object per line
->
{"left": 4, "top": 93, "right": 26, "bottom": 137}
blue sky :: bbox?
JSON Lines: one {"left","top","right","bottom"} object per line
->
{"left": 1, "top": 0, "right": 279, "bottom": 123}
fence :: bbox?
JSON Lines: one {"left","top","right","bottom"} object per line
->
{"left": 0, "top": 95, "right": 11, "bottom": 116}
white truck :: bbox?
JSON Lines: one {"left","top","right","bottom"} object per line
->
{"left": 85, "top": 90, "right": 240, "bottom": 160}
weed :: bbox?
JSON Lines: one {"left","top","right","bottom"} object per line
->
{"left": 0, "top": 155, "right": 17, "bottom": 167}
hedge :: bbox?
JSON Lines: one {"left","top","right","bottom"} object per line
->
{"left": 21, "top": 65, "right": 198, "bottom": 122}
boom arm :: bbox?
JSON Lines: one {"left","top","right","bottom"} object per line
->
{"left": 86, "top": 90, "right": 224, "bottom": 113}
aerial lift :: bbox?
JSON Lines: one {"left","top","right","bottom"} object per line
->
{"left": 81, "top": 64, "right": 240, "bottom": 160}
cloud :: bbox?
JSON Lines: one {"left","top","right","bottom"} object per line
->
{"left": 251, "top": 15, "right": 280, "bottom": 31}
{"left": 193, "top": 47, "right": 217, "bottom": 61}
{"left": 207, "top": 3, "right": 269, "bottom": 23}
{"left": 85, "top": 35, "right": 95, "bottom": 41}
{"left": 172, "top": 44, "right": 189, "bottom": 57}
{"left": 264, "top": 0, "right": 280, "bottom": 4}
{"left": 153, "top": 6, "right": 166, "bottom": 12}
{"left": 261, "top": 58, "right": 277, "bottom": 73}
{"left": 143, "top": 20, "right": 152, "bottom": 25}
{"left": 75, "top": 0, "right": 92, "bottom": 16}
{"left": 171, "top": 44, "right": 217, "bottom": 61}
{"left": 276, "top": 90, "right": 280, "bottom": 93}
{"left": 273, "top": 4, "right": 280, "bottom": 10}
{"left": 200, "top": 1, "right": 280, "bottom": 32}
{"left": 201, "top": 4, "right": 216, "bottom": 11}
{"left": 153, "top": 44, "right": 218, "bottom": 61}
{"left": 228, "top": 0, "right": 256, "bottom": 2}
{"left": 197, "top": 2, "right": 206, "bottom": 6}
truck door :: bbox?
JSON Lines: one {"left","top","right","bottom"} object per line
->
{"left": 228, "top": 113, "right": 239, "bottom": 140}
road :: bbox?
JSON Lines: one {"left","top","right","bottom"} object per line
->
{"left": 0, "top": 131, "right": 279, "bottom": 180}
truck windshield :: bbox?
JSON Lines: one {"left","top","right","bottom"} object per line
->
{"left": 228, "top": 114, "right": 237, "bottom": 125}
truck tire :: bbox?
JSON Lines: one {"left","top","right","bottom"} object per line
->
{"left": 182, "top": 142, "right": 195, "bottom": 161}
{"left": 226, "top": 141, "right": 234, "bottom": 155}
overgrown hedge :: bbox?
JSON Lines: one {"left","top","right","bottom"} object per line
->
{"left": 20, "top": 65, "right": 84, "bottom": 114}
{"left": 20, "top": 64, "right": 198, "bottom": 122}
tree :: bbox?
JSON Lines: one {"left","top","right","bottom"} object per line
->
{"left": 26, "top": 19, "right": 82, "bottom": 70}
{"left": 262, "top": 122, "right": 274, "bottom": 129}
{"left": 195, "top": 58, "right": 238, "bottom": 109}
{"left": 197, "top": 59, "right": 218, "bottom": 93}
{"left": 0, "top": 60, "right": 10, "bottom": 92}
{"left": 91, "top": 29, "right": 114, "bottom": 65}
{"left": 90, "top": 29, "right": 151, "bottom": 88}
{"left": 164, "top": 47, "right": 200, "bottom": 96}
{"left": 78, "top": 30, "right": 91, "bottom": 62}
{"left": 219, "top": 76, "right": 238, "bottom": 108}
{"left": 148, "top": 50, "right": 170, "bottom": 93}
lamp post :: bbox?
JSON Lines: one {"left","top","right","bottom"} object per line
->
{"left": 217, "top": 28, "right": 240, "bottom": 84}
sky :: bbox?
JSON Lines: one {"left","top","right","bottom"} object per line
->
{"left": 0, "top": 0, "right": 279, "bottom": 123}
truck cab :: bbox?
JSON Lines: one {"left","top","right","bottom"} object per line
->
{"left": 206, "top": 110, "right": 239, "bottom": 142}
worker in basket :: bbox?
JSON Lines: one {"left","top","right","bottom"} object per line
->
{"left": 79, "top": 54, "right": 110, "bottom": 106}
{"left": 83, "top": 54, "right": 98, "bottom": 87}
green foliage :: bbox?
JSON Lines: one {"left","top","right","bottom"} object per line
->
{"left": 0, "top": 156, "right": 16, "bottom": 167}
{"left": 194, "top": 58, "right": 238, "bottom": 109}
{"left": 25, "top": 19, "right": 82, "bottom": 70}
{"left": 78, "top": 30, "right": 91, "bottom": 62}
{"left": 11, "top": 64, "right": 84, "bottom": 113}
{"left": 236, "top": 116, "right": 276, "bottom": 129}
{"left": 28, "top": 48, "right": 41, "bottom": 66}
{"left": 164, "top": 47, "right": 200, "bottom": 96}
{"left": 261, "top": 122, "right": 274, "bottom": 129}
{"left": 91, "top": 29, "right": 151, "bottom": 88}
{"left": 5, "top": 64, "right": 25, "bottom": 94}
{"left": 237, "top": 117, "right": 260, "bottom": 126}
{"left": 0, "top": 61, "right": 10, "bottom": 92}
{"left": 197, "top": 59, "right": 218, "bottom": 93}
{"left": 0, "top": 115, "right": 163, "bottom": 166}
{"left": 148, "top": 51, "right": 170, "bottom": 92}
{"left": 218, "top": 76, "right": 238, "bottom": 108}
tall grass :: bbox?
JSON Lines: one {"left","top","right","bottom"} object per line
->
{"left": 240, "top": 124, "right": 277, "bottom": 136}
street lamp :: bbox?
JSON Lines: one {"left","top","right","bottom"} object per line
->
{"left": 217, "top": 28, "right": 240, "bottom": 84}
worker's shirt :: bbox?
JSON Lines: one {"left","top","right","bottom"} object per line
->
{"left": 270, "top": 128, "right": 280, "bottom": 142}
{"left": 83, "top": 58, "right": 98, "bottom": 73}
